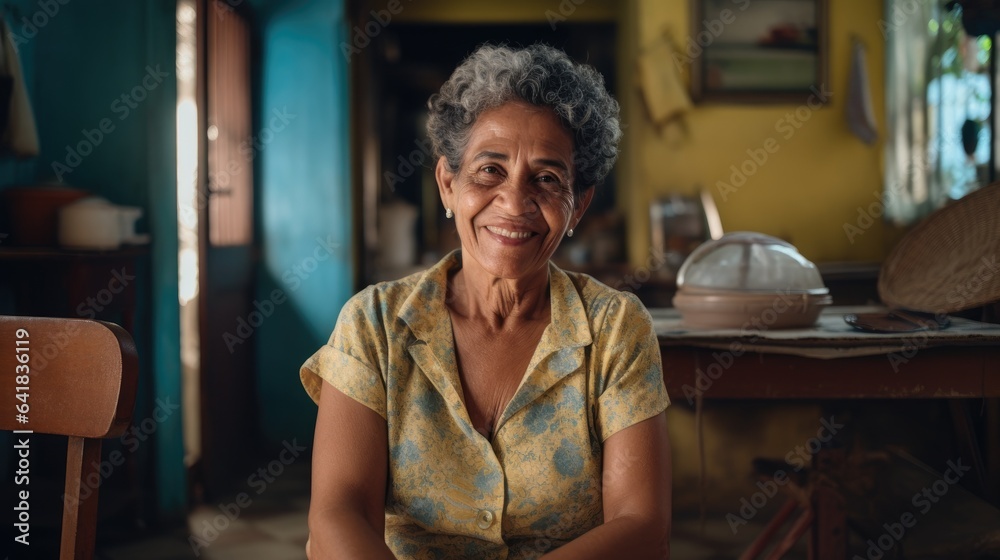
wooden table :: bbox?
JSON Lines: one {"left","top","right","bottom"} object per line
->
{"left": 653, "top": 306, "right": 1000, "bottom": 559}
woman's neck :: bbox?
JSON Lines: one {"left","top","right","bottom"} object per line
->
{"left": 448, "top": 257, "right": 550, "bottom": 330}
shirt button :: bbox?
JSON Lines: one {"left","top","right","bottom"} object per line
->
{"left": 476, "top": 509, "right": 495, "bottom": 529}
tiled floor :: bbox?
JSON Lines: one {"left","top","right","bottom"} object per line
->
{"left": 97, "top": 463, "right": 310, "bottom": 560}
{"left": 95, "top": 462, "right": 801, "bottom": 560}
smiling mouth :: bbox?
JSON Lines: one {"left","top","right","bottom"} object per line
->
{"left": 485, "top": 225, "right": 536, "bottom": 239}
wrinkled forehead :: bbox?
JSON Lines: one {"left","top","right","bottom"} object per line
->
{"left": 463, "top": 102, "right": 575, "bottom": 168}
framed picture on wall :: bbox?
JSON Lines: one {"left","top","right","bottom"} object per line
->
{"left": 689, "top": 0, "right": 828, "bottom": 103}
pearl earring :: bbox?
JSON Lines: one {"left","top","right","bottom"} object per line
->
{"left": 445, "top": 208, "right": 453, "bottom": 219}
{"left": 567, "top": 228, "right": 574, "bottom": 238}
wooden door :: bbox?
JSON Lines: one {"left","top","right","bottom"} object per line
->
{"left": 196, "top": 0, "right": 258, "bottom": 500}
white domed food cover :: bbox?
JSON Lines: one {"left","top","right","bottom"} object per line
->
{"left": 673, "top": 232, "right": 832, "bottom": 328}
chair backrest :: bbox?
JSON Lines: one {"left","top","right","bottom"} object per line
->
{"left": 0, "top": 316, "right": 139, "bottom": 560}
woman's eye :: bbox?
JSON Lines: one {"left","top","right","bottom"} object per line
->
{"left": 537, "top": 175, "right": 568, "bottom": 190}
{"left": 472, "top": 165, "right": 504, "bottom": 186}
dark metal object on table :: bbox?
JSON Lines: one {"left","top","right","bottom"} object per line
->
{"left": 844, "top": 309, "right": 951, "bottom": 333}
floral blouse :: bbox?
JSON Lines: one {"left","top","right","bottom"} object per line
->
{"left": 300, "top": 251, "right": 670, "bottom": 559}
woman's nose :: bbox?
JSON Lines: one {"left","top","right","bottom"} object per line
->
{"left": 494, "top": 176, "right": 538, "bottom": 216}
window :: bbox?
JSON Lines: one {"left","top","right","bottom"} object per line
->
{"left": 884, "top": 1, "right": 993, "bottom": 224}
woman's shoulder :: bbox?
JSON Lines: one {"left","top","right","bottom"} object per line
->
{"left": 558, "top": 267, "right": 651, "bottom": 325}
{"left": 342, "top": 267, "right": 430, "bottom": 318}
{"left": 333, "top": 253, "right": 458, "bottom": 344}
{"left": 344, "top": 251, "right": 458, "bottom": 318}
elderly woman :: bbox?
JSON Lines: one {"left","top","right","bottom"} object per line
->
{"left": 301, "top": 44, "right": 671, "bottom": 559}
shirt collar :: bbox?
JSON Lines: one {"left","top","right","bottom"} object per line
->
{"left": 398, "top": 250, "right": 593, "bottom": 434}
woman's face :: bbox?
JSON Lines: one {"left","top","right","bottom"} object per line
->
{"left": 437, "top": 101, "right": 593, "bottom": 280}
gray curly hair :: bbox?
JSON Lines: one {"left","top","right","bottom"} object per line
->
{"left": 426, "top": 43, "right": 621, "bottom": 194}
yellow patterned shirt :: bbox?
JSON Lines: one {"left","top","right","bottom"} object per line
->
{"left": 300, "top": 251, "right": 670, "bottom": 559}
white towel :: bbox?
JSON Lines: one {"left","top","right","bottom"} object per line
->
{"left": 0, "top": 18, "right": 39, "bottom": 158}
{"left": 846, "top": 40, "right": 878, "bottom": 145}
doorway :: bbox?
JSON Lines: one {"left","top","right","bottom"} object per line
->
{"left": 177, "top": 0, "right": 260, "bottom": 505}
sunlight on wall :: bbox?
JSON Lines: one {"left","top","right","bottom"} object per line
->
{"left": 255, "top": 0, "right": 354, "bottom": 444}
{"left": 176, "top": 0, "right": 202, "bottom": 468}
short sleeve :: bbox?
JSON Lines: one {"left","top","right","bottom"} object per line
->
{"left": 300, "top": 287, "right": 388, "bottom": 419}
{"left": 595, "top": 292, "right": 670, "bottom": 441}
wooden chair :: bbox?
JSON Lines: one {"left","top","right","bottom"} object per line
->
{"left": 1, "top": 316, "right": 139, "bottom": 560}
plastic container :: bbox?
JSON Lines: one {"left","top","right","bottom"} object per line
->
{"left": 672, "top": 232, "right": 832, "bottom": 329}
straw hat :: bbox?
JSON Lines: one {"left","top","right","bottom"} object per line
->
{"left": 878, "top": 183, "right": 1000, "bottom": 314}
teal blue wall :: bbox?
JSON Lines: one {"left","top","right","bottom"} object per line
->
{"left": 255, "top": 0, "right": 353, "bottom": 445}
{"left": 0, "top": 0, "right": 39, "bottom": 185}
{"left": 35, "top": 0, "right": 185, "bottom": 519}
{"left": 143, "top": 0, "right": 186, "bottom": 520}
{"left": 0, "top": 0, "right": 185, "bottom": 519}
{"left": 35, "top": 1, "right": 153, "bottom": 206}
{"left": 0, "top": 0, "right": 351, "bottom": 517}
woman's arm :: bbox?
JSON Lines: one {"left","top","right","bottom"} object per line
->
{"left": 541, "top": 411, "right": 672, "bottom": 560}
{"left": 306, "top": 380, "right": 396, "bottom": 560}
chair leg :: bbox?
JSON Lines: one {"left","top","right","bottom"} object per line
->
{"left": 61, "top": 437, "right": 102, "bottom": 560}
{"left": 740, "top": 499, "right": 799, "bottom": 560}
{"left": 764, "top": 508, "right": 814, "bottom": 560}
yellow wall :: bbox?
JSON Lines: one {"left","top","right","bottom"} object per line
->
{"left": 388, "top": 0, "right": 897, "bottom": 265}
{"left": 393, "top": 0, "right": 618, "bottom": 23}
{"left": 621, "top": 0, "right": 896, "bottom": 265}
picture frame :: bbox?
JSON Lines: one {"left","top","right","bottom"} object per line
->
{"left": 689, "top": 0, "right": 828, "bottom": 103}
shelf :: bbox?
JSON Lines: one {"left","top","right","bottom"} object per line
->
{"left": 0, "top": 245, "right": 151, "bottom": 261}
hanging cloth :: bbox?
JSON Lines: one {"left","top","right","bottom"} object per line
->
{"left": 846, "top": 39, "right": 878, "bottom": 145}
{"left": 0, "top": 17, "right": 40, "bottom": 157}
{"left": 637, "top": 31, "right": 693, "bottom": 126}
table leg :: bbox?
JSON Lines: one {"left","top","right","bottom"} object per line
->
{"left": 988, "top": 399, "right": 1000, "bottom": 505}
{"left": 948, "top": 400, "right": 987, "bottom": 496}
